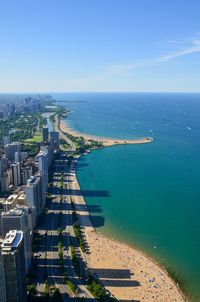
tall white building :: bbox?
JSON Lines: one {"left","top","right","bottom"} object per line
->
{"left": 38, "top": 150, "right": 49, "bottom": 190}
{"left": 11, "top": 162, "right": 21, "bottom": 187}
{"left": 14, "top": 151, "right": 21, "bottom": 163}
{"left": 41, "top": 141, "right": 54, "bottom": 167}
{"left": 25, "top": 174, "right": 46, "bottom": 221}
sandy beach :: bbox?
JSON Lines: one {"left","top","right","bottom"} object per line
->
{"left": 68, "top": 157, "right": 186, "bottom": 302}
{"left": 59, "top": 117, "right": 153, "bottom": 147}
{"left": 55, "top": 113, "right": 185, "bottom": 301}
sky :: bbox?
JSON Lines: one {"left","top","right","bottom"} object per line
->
{"left": 0, "top": 0, "right": 200, "bottom": 93}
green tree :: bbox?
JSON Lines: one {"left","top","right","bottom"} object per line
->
{"left": 27, "top": 284, "right": 37, "bottom": 296}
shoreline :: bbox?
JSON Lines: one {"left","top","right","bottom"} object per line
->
{"left": 69, "top": 155, "right": 186, "bottom": 302}
{"left": 54, "top": 112, "right": 186, "bottom": 301}
{"left": 60, "top": 117, "right": 153, "bottom": 147}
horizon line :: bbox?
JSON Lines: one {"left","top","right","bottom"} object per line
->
{"left": 0, "top": 91, "right": 200, "bottom": 94}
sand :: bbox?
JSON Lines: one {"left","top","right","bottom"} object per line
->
{"left": 55, "top": 114, "right": 185, "bottom": 301}
{"left": 59, "top": 118, "right": 153, "bottom": 147}
{"left": 68, "top": 158, "right": 186, "bottom": 302}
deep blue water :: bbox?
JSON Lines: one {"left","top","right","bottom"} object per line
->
{"left": 53, "top": 93, "right": 200, "bottom": 301}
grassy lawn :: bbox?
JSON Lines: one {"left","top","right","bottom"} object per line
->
{"left": 23, "top": 132, "right": 42, "bottom": 143}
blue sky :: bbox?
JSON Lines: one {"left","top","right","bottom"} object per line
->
{"left": 0, "top": 0, "right": 200, "bottom": 92}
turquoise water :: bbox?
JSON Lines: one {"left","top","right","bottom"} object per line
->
{"left": 54, "top": 93, "right": 200, "bottom": 301}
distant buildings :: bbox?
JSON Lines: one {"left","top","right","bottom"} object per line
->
{"left": 0, "top": 103, "right": 15, "bottom": 121}
{"left": 22, "top": 97, "right": 41, "bottom": 113}
{"left": 1, "top": 230, "right": 26, "bottom": 302}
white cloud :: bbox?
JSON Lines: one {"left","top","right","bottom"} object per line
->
{"left": 101, "top": 37, "right": 200, "bottom": 76}
{"left": 156, "top": 39, "right": 200, "bottom": 62}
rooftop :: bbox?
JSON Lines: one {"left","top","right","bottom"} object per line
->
{"left": 1, "top": 230, "right": 23, "bottom": 252}
{"left": 2, "top": 208, "right": 24, "bottom": 217}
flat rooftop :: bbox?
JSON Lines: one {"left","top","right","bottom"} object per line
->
{"left": 1, "top": 230, "right": 23, "bottom": 251}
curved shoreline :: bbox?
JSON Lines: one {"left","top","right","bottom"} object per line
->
{"left": 60, "top": 117, "right": 153, "bottom": 146}
{"left": 54, "top": 113, "right": 186, "bottom": 301}
{"left": 68, "top": 154, "right": 186, "bottom": 302}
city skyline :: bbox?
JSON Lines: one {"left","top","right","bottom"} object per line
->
{"left": 0, "top": 0, "right": 200, "bottom": 93}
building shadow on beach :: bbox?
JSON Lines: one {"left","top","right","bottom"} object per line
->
{"left": 91, "top": 268, "right": 141, "bottom": 287}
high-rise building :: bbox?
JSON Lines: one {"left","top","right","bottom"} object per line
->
{"left": 2, "top": 194, "right": 19, "bottom": 212}
{"left": 11, "top": 162, "right": 21, "bottom": 187}
{"left": 22, "top": 166, "right": 33, "bottom": 185}
{"left": 1, "top": 230, "right": 26, "bottom": 302}
{"left": 41, "top": 141, "right": 54, "bottom": 167}
{"left": 21, "top": 152, "right": 28, "bottom": 162}
{"left": 38, "top": 150, "right": 48, "bottom": 190}
{"left": 0, "top": 155, "right": 9, "bottom": 176}
{"left": 0, "top": 158, "right": 3, "bottom": 178}
{"left": 3, "top": 136, "right": 10, "bottom": 146}
{"left": 42, "top": 126, "right": 49, "bottom": 143}
{"left": 0, "top": 173, "right": 10, "bottom": 194}
{"left": 14, "top": 152, "right": 21, "bottom": 163}
{"left": 25, "top": 174, "right": 46, "bottom": 220}
{"left": 50, "top": 131, "right": 59, "bottom": 143}
{"left": 50, "top": 131, "right": 59, "bottom": 150}
{"left": 1, "top": 207, "right": 32, "bottom": 271}
{"left": 31, "top": 102, "right": 40, "bottom": 113}
{"left": 0, "top": 241, "right": 6, "bottom": 302}
{"left": 4, "top": 142, "right": 21, "bottom": 161}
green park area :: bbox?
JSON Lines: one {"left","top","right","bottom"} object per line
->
{"left": 23, "top": 131, "right": 42, "bottom": 143}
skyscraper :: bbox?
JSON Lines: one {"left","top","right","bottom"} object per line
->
{"left": 14, "top": 152, "right": 21, "bottom": 163}
{"left": 11, "top": 162, "right": 21, "bottom": 187}
{"left": 42, "top": 126, "right": 49, "bottom": 143}
{"left": 25, "top": 174, "right": 46, "bottom": 221}
{"left": 22, "top": 166, "right": 33, "bottom": 185}
{"left": 1, "top": 230, "right": 26, "bottom": 302}
{"left": 0, "top": 242, "right": 6, "bottom": 302}
{"left": 3, "top": 136, "right": 10, "bottom": 147}
{"left": 37, "top": 150, "right": 49, "bottom": 190}
{"left": 1, "top": 207, "right": 32, "bottom": 272}
{"left": 50, "top": 131, "right": 59, "bottom": 151}
{"left": 4, "top": 142, "right": 21, "bottom": 161}
{"left": 41, "top": 142, "right": 54, "bottom": 167}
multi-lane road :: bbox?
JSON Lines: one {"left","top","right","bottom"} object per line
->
{"left": 35, "top": 151, "right": 94, "bottom": 301}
